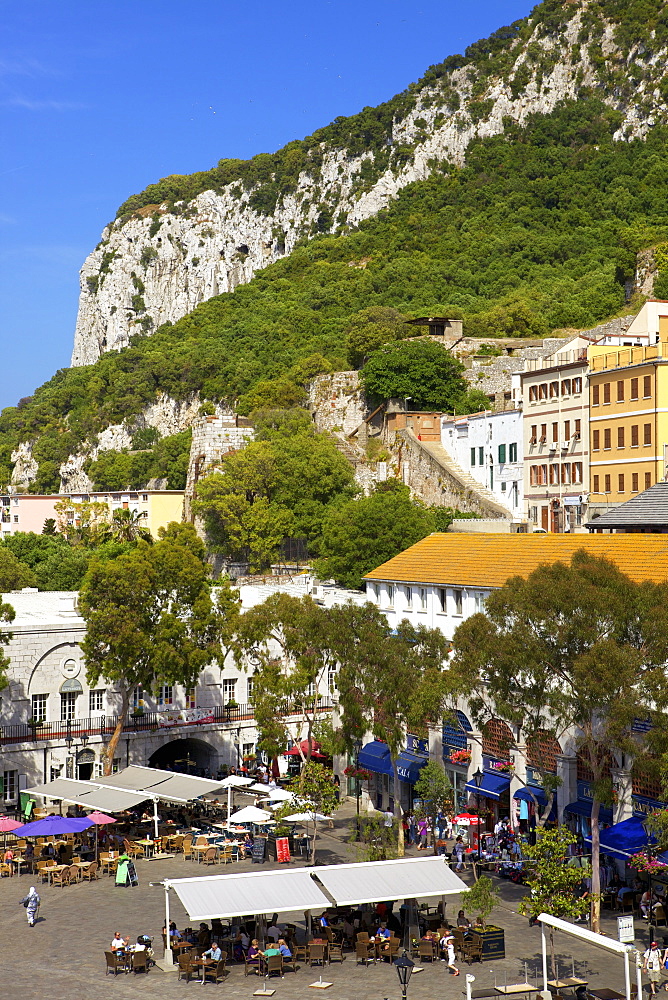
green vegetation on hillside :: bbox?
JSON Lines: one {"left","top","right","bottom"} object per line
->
{"left": 86, "top": 429, "right": 192, "bottom": 491}
{"left": 5, "top": 96, "right": 668, "bottom": 491}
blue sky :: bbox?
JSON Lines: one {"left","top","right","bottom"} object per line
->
{"left": 0, "top": 0, "right": 535, "bottom": 411}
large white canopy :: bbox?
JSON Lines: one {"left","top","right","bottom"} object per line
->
{"left": 218, "top": 775, "right": 254, "bottom": 789}
{"left": 166, "top": 856, "right": 467, "bottom": 923}
{"left": 26, "top": 765, "right": 229, "bottom": 809}
{"left": 25, "top": 778, "right": 148, "bottom": 813}
{"left": 167, "top": 868, "right": 330, "bottom": 922}
{"left": 228, "top": 806, "right": 273, "bottom": 824}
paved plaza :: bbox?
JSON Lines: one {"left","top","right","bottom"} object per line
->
{"left": 0, "top": 811, "right": 657, "bottom": 1000}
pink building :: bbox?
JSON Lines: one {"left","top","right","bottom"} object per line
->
{"left": 1, "top": 494, "right": 59, "bottom": 537}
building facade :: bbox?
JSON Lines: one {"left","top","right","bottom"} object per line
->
{"left": 441, "top": 408, "right": 523, "bottom": 515}
{"left": 0, "top": 490, "right": 184, "bottom": 540}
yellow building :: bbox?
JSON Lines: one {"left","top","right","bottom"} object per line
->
{"left": 588, "top": 312, "right": 668, "bottom": 517}
{"left": 57, "top": 489, "right": 184, "bottom": 539}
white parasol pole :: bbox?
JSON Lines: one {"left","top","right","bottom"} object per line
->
{"left": 153, "top": 798, "right": 159, "bottom": 841}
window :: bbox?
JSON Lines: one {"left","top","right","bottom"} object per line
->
{"left": 632, "top": 473, "right": 639, "bottom": 492}
{"left": 644, "top": 423, "right": 652, "bottom": 445}
{"left": 112, "top": 758, "right": 121, "bottom": 774}
{"left": 327, "top": 666, "right": 337, "bottom": 693}
{"left": 3, "top": 770, "right": 17, "bottom": 803}
{"left": 133, "top": 686, "right": 144, "bottom": 709}
{"left": 530, "top": 465, "right": 538, "bottom": 486}
{"left": 574, "top": 419, "right": 581, "bottom": 439}
{"left": 243, "top": 743, "right": 255, "bottom": 760}
{"left": 247, "top": 676, "right": 255, "bottom": 702}
{"left": 592, "top": 384, "right": 600, "bottom": 405}
{"left": 185, "top": 689, "right": 196, "bottom": 709}
{"left": 550, "top": 465, "right": 559, "bottom": 485}
{"left": 89, "top": 690, "right": 104, "bottom": 713}
{"left": 631, "top": 424, "right": 639, "bottom": 447}
{"left": 573, "top": 463, "right": 582, "bottom": 484}
{"left": 539, "top": 383, "right": 548, "bottom": 400}
{"left": 573, "top": 377, "right": 582, "bottom": 394}
{"left": 501, "top": 481, "right": 507, "bottom": 491}
{"left": 419, "top": 588, "right": 427, "bottom": 611}
{"left": 386, "top": 584, "right": 395, "bottom": 608}
{"left": 509, "top": 442, "right": 517, "bottom": 462}
{"left": 222, "top": 679, "right": 237, "bottom": 703}
{"left": 561, "top": 379, "right": 571, "bottom": 395}
{"left": 552, "top": 422, "right": 558, "bottom": 443}
{"left": 593, "top": 430, "right": 600, "bottom": 451}
{"left": 549, "top": 381, "right": 559, "bottom": 398}
{"left": 540, "top": 465, "right": 548, "bottom": 485}
{"left": 31, "top": 694, "right": 47, "bottom": 723}
{"left": 564, "top": 420, "right": 570, "bottom": 441}
{"left": 474, "top": 593, "right": 486, "bottom": 613}
{"left": 470, "top": 447, "right": 476, "bottom": 466}
{"left": 540, "top": 424, "right": 547, "bottom": 443}
{"left": 631, "top": 377, "right": 639, "bottom": 400}
{"left": 529, "top": 385, "right": 538, "bottom": 402}
{"left": 478, "top": 446, "right": 483, "bottom": 465}
{"left": 617, "top": 427, "right": 625, "bottom": 448}
{"left": 142, "top": 493, "right": 148, "bottom": 502}
{"left": 644, "top": 375, "right": 652, "bottom": 398}
{"left": 618, "top": 474, "right": 625, "bottom": 492}
{"left": 603, "top": 382, "right": 611, "bottom": 404}
{"left": 60, "top": 691, "right": 76, "bottom": 722}
{"left": 561, "top": 463, "right": 570, "bottom": 484}
{"left": 498, "top": 443, "right": 506, "bottom": 464}
{"left": 604, "top": 428, "right": 611, "bottom": 450}
{"left": 437, "top": 588, "right": 446, "bottom": 613}
{"left": 452, "top": 589, "right": 463, "bottom": 615}
{"left": 646, "top": 472, "right": 652, "bottom": 489}
{"left": 530, "top": 425, "right": 537, "bottom": 445}
{"left": 593, "top": 474, "right": 600, "bottom": 493}
{"left": 158, "top": 684, "right": 173, "bottom": 706}
{"left": 405, "top": 586, "right": 413, "bottom": 610}
{"left": 605, "top": 474, "right": 611, "bottom": 493}
{"left": 617, "top": 380, "right": 625, "bottom": 402}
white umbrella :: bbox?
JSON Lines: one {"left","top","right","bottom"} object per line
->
{"left": 283, "top": 811, "right": 329, "bottom": 823}
{"left": 265, "top": 788, "right": 295, "bottom": 802}
{"left": 229, "top": 806, "right": 272, "bottom": 824}
{"left": 248, "top": 782, "right": 273, "bottom": 794}
{"left": 219, "top": 775, "right": 254, "bottom": 819}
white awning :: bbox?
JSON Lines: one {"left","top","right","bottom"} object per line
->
{"left": 102, "top": 765, "right": 226, "bottom": 800}
{"left": 313, "top": 856, "right": 467, "bottom": 906}
{"left": 167, "top": 868, "right": 329, "bottom": 922}
{"left": 25, "top": 778, "right": 149, "bottom": 812}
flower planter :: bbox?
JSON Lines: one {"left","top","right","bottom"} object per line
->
{"left": 476, "top": 926, "right": 505, "bottom": 961}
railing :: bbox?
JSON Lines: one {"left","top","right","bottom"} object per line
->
{"left": 0, "top": 699, "right": 333, "bottom": 747}
{"left": 589, "top": 343, "right": 663, "bottom": 371}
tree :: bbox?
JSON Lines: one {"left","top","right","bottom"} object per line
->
{"left": 101, "top": 508, "right": 153, "bottom": 544}
{"left": 0, "top": 598, "right": 15, "bottom": 689}
{"left": 42, "top": 518, "right": 57, "bottom": 536}
{"left": 518, "top": 827, "right": 591, "bottom": 978}
{"left": 0, "top": 546, "right": 37, "bottom": 591}
{"left": 360, "top": 339, "right": 470, "bottom": 412}
{"left": 53, "top": 499, "right": 110, "bottom": 546}
{"left": 460, "top": 874, "right": 500, "bottom": 923}
{"left": 413, "top": 760, "right": 454, "bottom": 854}
{"left": 450, "top": 550, "right": 668, "bottom": 933}
{"left": 78, "top": 523, "right": 221, "bottom": 773}
{"left": 334, "top": 603, "right": 454, "bottom": 856}
{"left": 316, "top": 481, "right": 442, "bottom": 589}
{"left": 291, "top": 759, "right": 340, "bottom": 865}
{"left": 344, "top": 306, "right": 412, "bottom": 368}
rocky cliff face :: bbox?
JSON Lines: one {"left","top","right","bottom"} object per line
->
{"left": 71, "top": 3, "right": 668, "bottom": 366}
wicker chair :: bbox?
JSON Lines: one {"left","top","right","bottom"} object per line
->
{"left": 356, "top": 940, "right": 375, "bottom": 966}
{"left": 182, "top": 836, "right": 194, "bottom": 862}
{"left": 131, "top": 950, "right": 149, "bottom": 974}
{"left": 264, "top": 955, "right": 284, "bottom": 979}
{"left": 105, "top": 951, "right": 126, "bottom": 976}
{"left": 177, "top": 953, "right": 195, "bottom": 983}
{"left": 203, "top": 958, "right": 226, "bottom": 984}
{"left": 202, "top": 847, "right": 218, "bottom": 866}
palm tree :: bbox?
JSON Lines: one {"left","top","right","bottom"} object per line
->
{"left": 102, "top": 508, "right": 153, "bottom": 544}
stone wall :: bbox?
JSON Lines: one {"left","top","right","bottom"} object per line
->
{"left": 184, "top": 412, "right": 254, "bottom": 520}
{"left": 395, "top": 432, "right": 504, "bottom": 516}
{"left": 309, "top": 372, "right": 365, "bottom": 436}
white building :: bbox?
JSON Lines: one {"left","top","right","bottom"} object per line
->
{"left": 441, "top": 408, "right": 523, "bottom": 515}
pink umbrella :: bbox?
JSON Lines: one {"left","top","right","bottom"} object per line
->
{"left": 85, "top": 810, "right": 116, "bottom": 861}
{"left": 0, "top": 816, "right": 22, "bottom": 852}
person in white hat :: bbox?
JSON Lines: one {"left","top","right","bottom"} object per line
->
{"left": 440, "top": 932, "right": 459, "bottom": 976}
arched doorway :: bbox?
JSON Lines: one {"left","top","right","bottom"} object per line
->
{"left": 77, "top": 748, "right": 95, "bottom": 781}
{"left": 148, "top": 737, "right": 217, "bottom": 777}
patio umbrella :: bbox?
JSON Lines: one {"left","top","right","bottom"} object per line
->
{"left": 228, "top": 806, "right": 272, "bottom": 825}
{"left": 282, "top": 811, "right": 329, "bottom": 823}
{"left": 219, "top": 775, "right": 253, "bottom": 819}
{"left": 12, "top": 814, "right": 94, "bottom": 838}
{"left": 265, "top": 788, "right": 295, "bottom": 803}
{"left": 85, "top": 811, "right": 116, "bottom": 862}
{"left": 0, "top": 816, "right": 22, "bottom": 852}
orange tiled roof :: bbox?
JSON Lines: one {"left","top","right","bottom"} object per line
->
{"left": 363, "top": 533, "right": 668, "bottom": 588}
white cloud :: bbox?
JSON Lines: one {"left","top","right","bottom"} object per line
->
{"left": 3, "top": 95, "right": 87, "bottom": 111}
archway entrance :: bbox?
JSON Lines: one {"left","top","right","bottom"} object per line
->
{"left": 76, "top": 748, "right": 95, "bottom": 781}
{"left": 148, "top": 737, "right": 217, "bottom": 777}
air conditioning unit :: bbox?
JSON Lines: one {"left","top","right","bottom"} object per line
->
{"left": 548, "top": 442, "right": 557, "bottom": 451}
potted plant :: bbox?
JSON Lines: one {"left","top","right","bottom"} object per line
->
{"left": 449, "top": 748, "right": 471, "bottom": 765}
{"left": 460, "top": 876, "right": 505, "bottom": 959}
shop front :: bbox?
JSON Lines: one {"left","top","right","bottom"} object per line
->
{"left": 464, "top": 763, "right": 511, "bottom": 831}
{"left": 396, "top": 735, "right": 429, "bottom": 811}
{"left": 564, "top": 780, "right": 613, "bottom": 837}
{"left": 358, "top": 740, "right": 394, "bottom": 811}
{"left": 442, "top": 711, "right": 473, "bottom": 813}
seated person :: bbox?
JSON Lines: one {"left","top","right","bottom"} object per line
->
{"left": 111, "top": 932, "right": 129, "bottom": 953}
{"left": 39, "top": 843, "right": 55, "bottom": 859}
{"left": 243, "top": 833, "right": 254, "bottom": 857}
{"left": 318, "top": 912, "right": 330, "bottom": 928}
{"left": 246, "top": 940, "right": 262, "bottom": 967}
{"left": 277, "top": 938, "right": 292, "bottom": 958}
{"left": 201, "top": 943, "right": 222, "bottom": 963}
{"left": 210, "top": 918, "right": 224, "bottom": 942}
{"left": 24, "top": 842, "right": 35, "bottom": 861}
{"left": 376, "top": 921, "right": 392, "bottom": 951}
{"left": 197, "top": 923, "right": 211, "bottom": 948}
{"left": 456, "top": 910, "right": 470, "bottom": 928}
{"left": 233, "top": 928, "right": 249, "bottom": 962}
{"left": 263, "top": 944, "right": 281, "bottom": 957}
{"left": 266, "top": 922, "right": 282, "bottom": 942}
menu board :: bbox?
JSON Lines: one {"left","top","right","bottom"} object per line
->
{"left": 251, "top": 838, "right": 267, "bottom": 864}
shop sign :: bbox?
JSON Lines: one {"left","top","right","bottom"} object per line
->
{"left": 577, "top": 781, "right": 594, "bottom": 801}
{"left": 158, "top": 708, "right": 215, "bottom": 728}
{"left": 617, "top": 915, "right": 635, "bottom": 943}
{"left": 406, "top": 734, "right": 429, "bottom": 756}
{"left": 526, "top": 767, "right": 545, "bottom": 788}
{"left": 632, "top": 794, "right": 665, "bottom": 815}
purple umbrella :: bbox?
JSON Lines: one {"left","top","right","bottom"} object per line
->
{"left": 12, "top": 814, "right": 94, "bottom": 837}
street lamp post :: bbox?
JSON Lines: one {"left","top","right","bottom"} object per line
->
{"left": 394, "top": 951, "right": 415, "bottom": 1000}
{"left": 472, "top": 767, "right": 484, "bottom": 867}
{"left": 354, "top": 739, "right": 362, "bottom": 819}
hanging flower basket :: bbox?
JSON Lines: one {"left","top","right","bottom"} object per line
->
{"left": 491, "top": 760, "right": 514, "bottom": 774}
{"left": 343, "top": 765, "right": 372, "bottom": 781}
{"left": 449, "top": 749, "right": 472, "bottom": 765}
{"left": 629, "top": 852, "right": 668, "bottom": 874}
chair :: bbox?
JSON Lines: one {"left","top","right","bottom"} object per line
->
{"left": 82, "top": 861, "right": 99, "bottom": 881}
{"left": 203, "top": 958, "right": 225, "bottom": 984}
{"left": 202, "top": 847, "right": 218, "bottom": 866}
{"left": 51, "top": 868, "right": 70, "bottom": 887}
{"left": 67, "top": 863, "right": 80, "bottom": 883}
{"left": 356, "top": 940, "right": 375, "bottom": 966}
{"left": 177, "top": 953, "right": 195, "bottom": 983}
{"left": 182, "top": 836, "right": 194, "bottom": 862}
{"left": 131, "top": 950, "right": 149, "bottom": 974}
{"left": 219, "top": 846, "right": 233, "bottom": 864}
{"left": 418, "top": 941, "right": 437, "bottom": 963}
{"left": 172, "top": 835, "right": 184, "bottom": 854}
{"left": 463, "top": 934, "right": 483, "bottom": 965}
{"left": 245, "top": 954, "right": 262, "bottom": 976}
{"left": 0, "top": 862, "right": 12, "bottom": 878}
{"left": 36, "top": 860, "right": 52, "bottom": 882}
{"left": 105, "top": 951, "right": 126, "bottom": 976}
{"left": 308, "top": 943, "right": 327, "bottom": 967}
{"left": 265, "top": 955, "right": 283, "bottom": 979}
{"left": 328, "top": 942, "right": 344, "bottom": 963}
{"left": 293, "top": 942, "right": 308, "bottom": 963}
{"left": 655, "top": 904, "right": 667, "bottom": 927}
{"left": 282, "top": 952, "right": 298, "bottom": 974}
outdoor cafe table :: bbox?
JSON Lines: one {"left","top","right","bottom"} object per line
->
{"left": 135, "top": 839, "right": 156, "bottom": 857}
{"left": 47, "top": 865, "right": 69, "bottom": 883}
{"left": 588, "top": 990, "right": 624, "bottom": 1000}
{"left": 495, "top": 987, "right": 540, "bottom": 997}
{"left": 547, "top": 979, "right": 588, "bottom": 991}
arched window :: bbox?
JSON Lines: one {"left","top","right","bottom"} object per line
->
{"left": 482, "top": 718, "right": 514, "bottom": 759}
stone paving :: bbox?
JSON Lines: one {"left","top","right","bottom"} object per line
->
{"left": 0, "top": 808, "right": 660, "bottom": 1000}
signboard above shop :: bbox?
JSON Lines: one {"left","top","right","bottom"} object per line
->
{"left": 406, "top": 735, "right": 429, "bottom": 756}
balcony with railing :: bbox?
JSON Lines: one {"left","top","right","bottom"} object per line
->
{"left": 0, "top": 699, "right": 333, "bottom": 747}
{"left": 589, "top": 343, "right": 663, "bottom": 372}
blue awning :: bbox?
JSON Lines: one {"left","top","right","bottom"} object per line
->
{"left": 464, "top": 771, "right": 510, "bottom": 800}
{"left": 514, "top": 786, "right": 548, "bottom": 806}
{"left": 358, "top": 741, "right": 393, "bottom": 777}
{"left": 565, "top": 800, "right": 613, "bottom": 823}
{"left": 585, "top": 816, "right": 655, "bottom": 860}
{"left": 395, "top": 752, "right": 428, "bottom": 784}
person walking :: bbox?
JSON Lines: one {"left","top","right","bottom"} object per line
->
{"left": 644, "top": 941, "right": 663, "bottom": 996}
{"left": 20, "top": 886, "right": 40, "bottom": 927}
{"left": 453, "top": 836, "right": 466, "bottom": 871}
{"left": 441, "top": 933, "right": 460, "bottom": 976}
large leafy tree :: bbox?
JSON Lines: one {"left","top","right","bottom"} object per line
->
{"left": 450, "top": 551, "right": 668, "bottom": 933}
{"left": 79, "top": 523, "right": 224, "bottom": 772}
{"left": 0, "top": 546, "right": 37, "bottom": 591}
{"left": 413, "top": 760, "right": 454, "bottom": 854}
{"left": 0, "top": 599, "right": 15, "bottom": 689}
